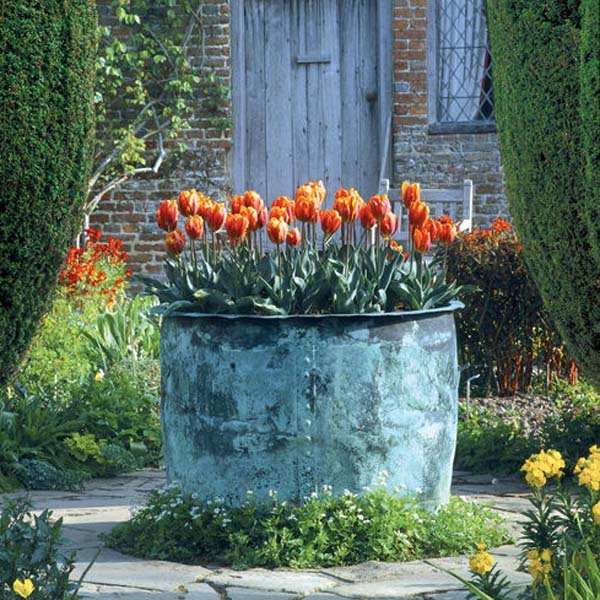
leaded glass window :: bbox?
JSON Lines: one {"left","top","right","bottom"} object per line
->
{"left": 435, "top": 0, "right": 494, "bottom": 124}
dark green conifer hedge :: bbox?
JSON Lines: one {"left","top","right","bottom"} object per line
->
{"left": 0, "top": 1, "right": 97, "bottom": 386}
{"left": 486, "top": 0, "right": 600, "bottom": 386}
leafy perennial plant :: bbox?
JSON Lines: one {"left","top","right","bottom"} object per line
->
{"left": 142, "top": 181, "right": 469, "bottom": 314}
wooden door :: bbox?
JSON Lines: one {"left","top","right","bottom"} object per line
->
{"left": 232, "top": 0, "right": 392, "bottom": 205}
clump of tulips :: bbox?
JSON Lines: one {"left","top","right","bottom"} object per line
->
{"left": 143, "top": 181, "right": 469, "bottom": 315}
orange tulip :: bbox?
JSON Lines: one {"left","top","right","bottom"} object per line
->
{"left": 207, "top": 202, "right": 227, "bottom": 232}
{"left": 380, "top": 212, "right": 399, "bottom": 239}
{"left": 198, "top": 197, "right": 214, "bottom": 221}
{"left": 178, "top": 190, "right": 201, "bottom": 217}
{"left": 257, "top": 207, "right": 268, "bottom": 228}
{"left": 267, "top": 217, "right": 288, "bottom": 245}
{"left": 423, "top": 218, "right": 440, "bottom": 243}
{"left": 286, "top": 227, "right": 302, "bottom": 246}
{"left": 436, "top": 216, "right": 457, "bottom": 244}
{"left": 185, "top": 215, "right": 204, "bottom": 240}
{"left": 390, "top": 240, "right": 403, "bottom": 254}
{"left": 231, "top": 194, "right": 245, "bottom": 214}
{"left": 320, "top": 209, "right": 342, "bottom": 237}
{"left": 165, "top": 229, "right": 186, "bottom": 255}
{"left": 240, "top": 205, "right": 259, "bottom": 231}
{"left": 271, "top": 196, "right": 295, "bottom": 224}
{"left": 333, "top": 188, "right": 362, "bottom": 223}
{"left": 243, "top": 190, "right": 264, "bottom": 213}
{"left": 413, "top": 227, "right": 431, "bottom": 253}
{"left": 408, "top": 199, "right": 429, "bottom": 228}
{"left": 359, "top": 203, "right": 376, "bottom": 229}
{"left": 401, "top": 181, "right": 420, "bottom": 208}
{"left": 225, "top": 212, "right": 249, "bottom": 242}
{"left": 295, "top": 196, "right": 320, "bottom": 223}
{"left": 368, "top": 194, "right": 391, "bottom": 221}
{"left": 309, "top": 180, "right": 327, "bottom": 205}
{"left": 156, "top": 200, "right": 179, "bottom": 232}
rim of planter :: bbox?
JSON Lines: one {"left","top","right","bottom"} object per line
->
{"left": 159, "top": 300, "right": 464, "bottom": 321}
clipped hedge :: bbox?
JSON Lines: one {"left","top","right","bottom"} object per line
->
{"left": 0, "top": 1, "right": 97, "bottom": 386}
{"left": 486, "top": 0, "right": 600, "bottom": 387}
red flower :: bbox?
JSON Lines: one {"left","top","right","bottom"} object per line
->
{"left": 413, "top": 227, "right": 431, "bottom": 253}
{"left": 157, "top": 200, "right": 179, "bottom": 232}
{"left": 401, "top": 181, "right": 420, "bottom": 208}
{"left": 359, "top": 203, "right": 376, "bottom": 230}
{"left": 231, "top": 194, "right": 245, "bottom": 214}
{"left": 320, "top": 209, "right": 342, "bottom": 237}
{"left": 165, "top": 229, "right": 186, "bottom": 255}
{"left": 240, "top": 205, "right": 259, "bottom": 231}
{"left": 225, "top": 212, "right": 249, "bottom": 242}
{"left": 185, "top": 215, "right": 204, "bottom": 240}
{"left": 243, "top": 190, "right": 264, "bottom": 213}
{"left": 380, "top": 212, "right": 399, "bottom": 239}
{"left": 333, "top": 188, "right": 362, "bottom": 223}
{"left": 408, "top": 199, "right": 429, "bottom": 228}
{"left": 178, "top": 190, "right": 201, "bottom": 217}
{"left": 368, "top": 194, "right": 391, "bottom": 221}
{"left": 207, "top": 203, "right": 227, "bottom": 232}
{"left": 436, "top": 216, "right": 457, "bottom": 244}
{"left": 271, "top": 196, "right": 295, "bottom": 224}
{"left": 267, "top": 217, "right": 288, "bottom": 245}
{"left": 286, "top": 227, "right": 302, "bottom": 246}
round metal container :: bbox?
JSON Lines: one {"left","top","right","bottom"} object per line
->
{"left": 160, "top": 303, "right": 461, "bottom": 507}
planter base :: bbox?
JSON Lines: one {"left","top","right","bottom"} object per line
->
{"left": 161, "top": 307, "right": 460, "bottom": 507}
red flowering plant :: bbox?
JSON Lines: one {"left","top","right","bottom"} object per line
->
{"left": 142, "top": 182, "right": 471, "bottom": 315}
{"left": 59, "top": 228, "right": 131, "bottom": 310}
{"left": 442, "top": 218, "right": 575, "bottom": 396}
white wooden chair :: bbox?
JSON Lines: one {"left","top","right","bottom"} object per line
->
{"left": 378, "top": 178, "right": 474, "bottom": 243}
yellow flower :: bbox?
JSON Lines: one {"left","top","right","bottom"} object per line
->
{"left": 527, "top": 548, "right": 553, "bottom": 584}
{"left": 13, "top": 579, "right": 35, "bottom": 599}
{"left": 468, "top": 545, "right": 495, "bottom": 575}
{"left": 520, "top": 449, "right": 565, "bottom": 488}
{"left": 574, "top": 446, "right": 600, "bottom": 491}
{"left": 593, "top": 501, "right": 600, "bottom": 525}
{"left": 94, "top": 369, "right": 105, "bottom": 382}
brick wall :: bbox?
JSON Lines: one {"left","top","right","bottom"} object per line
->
{"left": 92, "top": 0, "right": 232, "bottom": 277}
{"left": 93, "top": 0, "right": 507, "bottom": 276}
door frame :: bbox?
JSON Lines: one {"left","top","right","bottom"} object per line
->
{"left": 230, "top": 0, "right": 393, "bottom": 196}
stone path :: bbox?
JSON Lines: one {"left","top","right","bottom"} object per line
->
{"left": 1, "top": 470, "right": 533, "bottom": 600}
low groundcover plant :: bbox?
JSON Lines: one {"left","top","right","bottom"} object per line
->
{"left": 141, "top": 181, "right": 471, "bottom": 315}
{"left": 104, "top": 481, "right": 509, "bottom": 569}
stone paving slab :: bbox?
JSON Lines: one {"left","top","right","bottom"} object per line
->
{"left": 1, "top": 469, "right": 533, "bottom": 599}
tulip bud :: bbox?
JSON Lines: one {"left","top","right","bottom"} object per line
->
{"left": 368, "top": 194, "right": 391, "bottom": 221}
{"left": 408, "top": 199, "right": 429, "bottom": 228}
{"left": 413, "top": 227, "right": 431, "bottom": 253}
{"left": 185, "top": 215, "right": 204, "bottom": 240}
{"left": 286, "top": 227, "right": 302, "bottom": 247}
{"left": 401, "top": 181, "right": 420, "bottom": 208}
{"left": 165, "top": 229, "right": 186, "bottom": 255}
{"left": 359, "top": 203, "right": 376, "bottom": 229}
{"left": 207, "top": 203, "right": 227, "bottom": 232}
{"left": 267, "top": 217, "right": 288, "bottom": 245}
{"left": 225, "top": 212, "right": 249, "bottom": 242}
{"left": 157, "top": 200, "right": 179, "bottom": 232}
{"left": 380, "top": 212, "right": 399, "bottom": 239}
{"left": 320, "top": 209, "right": 342, "bottom": 237}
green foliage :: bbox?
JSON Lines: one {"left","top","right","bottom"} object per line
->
{"left": 143, "top": 243, "right": 467, "bottom": 316}
{"left": 456, "top": 384, "right": 600, "bottom": 475}
{"left": 105, "top": 484, "right": 509, "bottom": 568}
{"left": 444, "top": 220, "right": 572, "bottom": 396}
{"left": 19, "top": 460, "right": 90, "bottom": 493}
{"left": 486, "top": 0, "right": 600, "bottom": 388}
{"left": 0, "top": 1, "right": 97, "bottom": 387}
{"left": 89, "top": 0, "right": 230, "bottom": 215}
{"left": 0, "top": 500, "right": 78, "bottom": 600}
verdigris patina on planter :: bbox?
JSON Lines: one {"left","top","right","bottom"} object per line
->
{"left": 160, "top": 303, "right": 461, "bottom": 507}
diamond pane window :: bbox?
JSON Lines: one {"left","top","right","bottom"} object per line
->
{"left": 436, "top": 0, "right": 494, "bottom": 123}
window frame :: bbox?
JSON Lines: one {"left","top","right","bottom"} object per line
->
{"left": 426, "top": 0, "right": 496, "bottom": 135}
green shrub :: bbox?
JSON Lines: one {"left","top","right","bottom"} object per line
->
{"left": 105, "top": 484, "right": 510, "bottom": 569}
{"left": 444, "top": 219, "right": 573, "bottom": 396}
{"left": 486, "top": 0, "right": 600, "bottom": 388}
{"left": 0, "top": 499, "right": 78, "bottom": 599}
{"left": 20, "top": 459, "right": 90, "bottom": 492}
{"left": 0, "top": 1, "right": 97, "bottom": 388}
